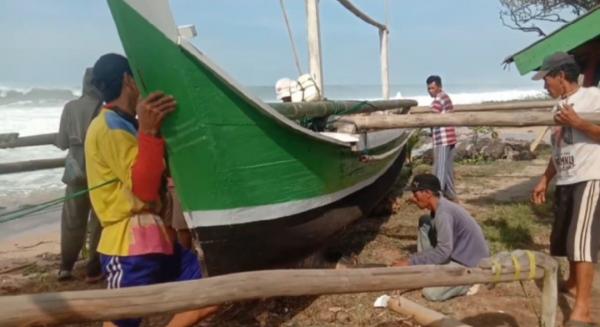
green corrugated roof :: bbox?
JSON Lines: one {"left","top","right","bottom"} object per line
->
{"left": 505, "top": 6, "right": 600, "bottom": 75}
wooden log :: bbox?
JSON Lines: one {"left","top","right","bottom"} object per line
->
{"left": 268, "top": 99, "right": 416, "bottom": 119}
{"left": 344, "top": 111, "right": 600, "bottom": 129}
{"left": 268, "top": 99, "right": 548, "bottom": 120}
{"left": 0, "top": 133, "right": 57, "bottom": 148}
{"left": 0, "top": 158, "right": 65, "bottom": 175}
{"left": 410, "top": 100, "right": 555, "bottom": 114}
{"left": 388, "top": 297, "right": 471, "bottom": 327}
{"left": 0, "top": 251, "right": 554, "bottom": 326}
{"left": 0, "top": 133, "right": 19, "bottom": 145}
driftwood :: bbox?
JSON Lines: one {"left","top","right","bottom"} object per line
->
{"left": 0, "top": 158, "right": 65, "bottom": 175}
{"left": 0, "top": 133, "right": 57, "bottom": 148}
{"left": 388, "top": 297, "right": 471, "bottom": 327}
{"left": 344, "top": 111, "right": 600, "bottom": 129}
{"left": 0, "top": 251, "right": 557, "bottom": 326}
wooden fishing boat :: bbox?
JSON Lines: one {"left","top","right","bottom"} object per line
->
{"left": 107, "top": 0, "right": 415, "bottom": 275}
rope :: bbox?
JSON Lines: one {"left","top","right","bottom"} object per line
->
{"left": 0, "top": 178, "right": 117, "bottom": 224}
{"left": 511, "top": 254, "right": 522, "bottom": 280}
{"left": 279, "top": 0, "right": 304, "bottom": 76}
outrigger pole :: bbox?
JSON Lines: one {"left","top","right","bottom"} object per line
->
{"left": 305, "top": 0, "right": 391, "bottom": 99}
{"left": 336, "top": 0, "right": 390, "bottom": 99}
{"left": 0, "top": 250, "right": 558, "bottom": 327}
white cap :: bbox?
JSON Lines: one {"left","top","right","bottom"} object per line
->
{"left": 275, "top": 78, "right": 293, "bottom": 100}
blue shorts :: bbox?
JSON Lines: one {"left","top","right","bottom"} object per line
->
{"left": 100, "top": 243, "right": 202, "bottom": 327}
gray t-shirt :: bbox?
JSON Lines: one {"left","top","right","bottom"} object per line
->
{"left": 409, "top": 197, "right": 489, "bottom": 267}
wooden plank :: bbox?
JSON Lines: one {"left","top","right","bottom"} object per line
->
{"left": 0, "top": 251, "right": 556, "bottom": 326}
{"left": 344, "top": 111, "right": 600, "bottom": 129}
{"left": 0, "top": 158, "right": 65, "bottom": 175}
{"left": 0, "top": 133, "right": 57, "bottom": 148}
{"left": 388, "top": 297, "right": 471, "bottom": 327}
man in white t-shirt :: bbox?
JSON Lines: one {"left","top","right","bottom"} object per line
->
{"left": 531, "top": 52, "right": 600, "bottom": 326}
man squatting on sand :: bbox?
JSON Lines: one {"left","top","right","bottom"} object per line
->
{"left": 85, "top": 53, "right": 217, "bottom": 327}
{"left": 531, "top": 52, "right": 600, "bottom": 326}
{"left": 392, "top": 173, "right": 489, "bottom": 302}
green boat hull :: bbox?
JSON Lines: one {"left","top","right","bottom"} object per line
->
{"left": 108, "top": 0, "right": 413, "bottom": 274}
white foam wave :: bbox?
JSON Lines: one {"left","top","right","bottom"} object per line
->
{"left": 396, "top": 89, "right": 546, "bottom": 106}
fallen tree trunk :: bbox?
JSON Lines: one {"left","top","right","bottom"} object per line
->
{"left": 0, "top": 133, "right": 57, "bottom": 148}
{"left": 344, "top": 111, "right": 600, "bottom": 129}
{"left": 0, "top": 158, "right": 65, "bottom": 175}
{"left": 388, "top": 297, "right": 471, "bottom": 327}
{"left": 0, "top": 251, "right": 556, "bottom": 326}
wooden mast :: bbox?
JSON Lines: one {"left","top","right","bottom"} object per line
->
{"left": 306, "top": 0, "right": 324, "bottom": 98}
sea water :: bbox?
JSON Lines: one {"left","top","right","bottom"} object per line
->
{"left": 0, "top": 84, "right": 545, "bottom": 210}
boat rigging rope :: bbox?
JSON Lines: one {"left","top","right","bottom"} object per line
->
{"left": 279, "top": 0, "right": 304, "bottom": 76}
{"left": 0, "top": 178, "right": 117, "bottom": 224}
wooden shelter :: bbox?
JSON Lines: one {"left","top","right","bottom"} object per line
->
{"left": 503, "top": 6, "right": 600, "bottom": 86}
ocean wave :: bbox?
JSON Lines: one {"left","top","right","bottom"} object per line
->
{"left": 396, "top": 89, "right": 547, "bottom": 106}
{"left": 0, "top": 86, "right": 77, "bottom": 107}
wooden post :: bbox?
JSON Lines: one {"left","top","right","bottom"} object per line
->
{"left": 0, "top": 158, "right": 65, "bottom": 175}
{"left": 343, "top": 111, "right": 600, "bottom": 129}
{"left": 306, "top": 0, "right": 324, "bottom": 98}
{"left": 388, "top": 297, "right": 471, "bottom": 327}
{"left": 540, "top": 259, "right": 558, "bottom": 327}
{"left": 0, "top": 251, "right": 555, "bottom": 326}
{"left": 380, "top": 28, "right": 390, "bottom": 99}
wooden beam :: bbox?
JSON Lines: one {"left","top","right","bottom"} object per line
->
{"left": 410, "top": 100, "right": 555, "bottom": 114}
{"left": 0, "top": 251, "right": 556, "bottom": 326}
{"left": 0, "top": 133, "right": 57, "bottom": 148}
{"left": 268, "top": 99, "right": 417, "bottom": 119}
{"left": 388, "top": 297, "right": 471, "bottom": 327}
{"left": 344, "top": 111, "right": 600, "bottom": 129}
{"left": 0, "top": 158, "right": 65, "bottom": 175}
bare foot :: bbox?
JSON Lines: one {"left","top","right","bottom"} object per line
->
{"left": 569, "top": 304, "right": 594, "bottom": 325}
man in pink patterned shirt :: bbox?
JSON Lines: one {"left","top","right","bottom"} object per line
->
{"left": 426, "top": 75, "right": 457, "bottom": 200}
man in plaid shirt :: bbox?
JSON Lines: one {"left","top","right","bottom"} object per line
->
{"left": 426, "top": 75, "right": 457, "bottom": 200}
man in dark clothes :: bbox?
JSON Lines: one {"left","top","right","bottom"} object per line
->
{"left": 55, "top": 68, "right": 103, "bottom": 282}
{"left": 393, "top": 174, "right": 489, "bottom": 301}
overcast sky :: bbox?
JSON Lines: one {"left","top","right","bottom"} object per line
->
{"left": 0, "top": 0, "right": 563, "bottom": 89}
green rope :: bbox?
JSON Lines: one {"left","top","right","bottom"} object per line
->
{"left": 0, "top": 178, "right": 118, "bottom": 224}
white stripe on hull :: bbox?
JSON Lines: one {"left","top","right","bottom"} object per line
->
{"left": 185, "top": 149, "right": 401, "bottom": 227}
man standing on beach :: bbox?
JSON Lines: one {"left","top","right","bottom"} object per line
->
{"left": 531, "top": 52, "right": 600, "bottom": 326}
{"left": 55, "top": 68, "right": 103, "bottom": 282}
{"left": 86, "top": 53, "right": 216, "bottom": 327}
{"left": 393, "top": 174, "right": 489, "bottom": 301}
{"left": 426, "top": 75, "right": 457, "bottom": 201}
